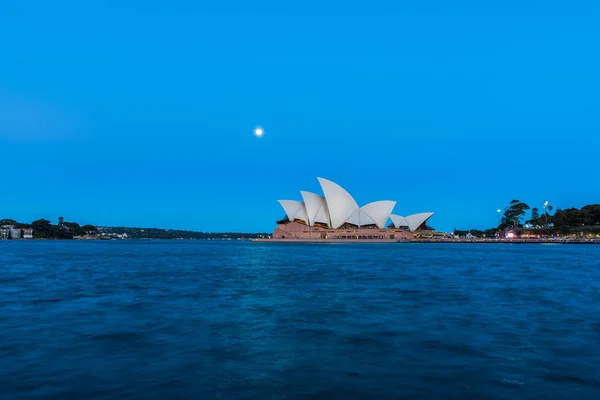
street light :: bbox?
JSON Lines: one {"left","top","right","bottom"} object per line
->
{"left": 497, "top": 209, "right": 501, "bottom": 226}
{"left": 544, "top": 200, "right": 549, "bottom": 226}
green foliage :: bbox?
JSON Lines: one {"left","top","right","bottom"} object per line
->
{"left": 499, "top": 200, "right": 530, "bottom": 229}
{"left": 528, "top": 207, "right": 541, "bottom": 226}
{"left": 17, "top": 218, "right": 95, "bottom": 239}
{"left": 553, "top": 205, "right": 600, "bottom": 227}
{"left": 81, "top": 225, "right": 98, "bottom": 233}
{"left": 542, "top": 203, "right": 554, "bottom": 226}
{"left": 453, "top": 228, "right": 498, "bottom": 238}
{"left": 582, "top": 204, "right": 600, "bottom": 224}
{"left": 483, "top": 228, "right": 499, "bottom": 238}
{"left": 2, "top": 216, "right": 266, "bottom": 240}
{"left": 31, "top": 219, "right": 53, "bottom": 239}
{"left": 98, "top": 226, "right": 269, "bottom": 239}
{"left": 0, "top": 219, "right": 30, "bottom": 228}
{"left": 63, "top": 222, "right": 87, "bottom": 237}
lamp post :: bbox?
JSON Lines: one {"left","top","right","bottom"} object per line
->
{"left": 544, "top": 200, "right": 549, "bottom": 227}
{"left": 497, "top": 209, "right": 501, "bottom": 226}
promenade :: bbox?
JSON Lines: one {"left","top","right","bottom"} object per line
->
{"left": 251, "top": 237, "right": 600, "bottom": 244}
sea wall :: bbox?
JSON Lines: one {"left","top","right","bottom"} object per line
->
{"left": 272, "top": 221, "right": 414, "bottom": 241}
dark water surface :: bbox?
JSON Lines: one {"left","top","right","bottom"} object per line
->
{"left": 1, "top": 241, "right": 599, "bottom": 399}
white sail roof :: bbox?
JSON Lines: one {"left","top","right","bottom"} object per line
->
{"left": 390, "top": 212, "right": 434, "bottom": 231}
{"left": 317, "top": 177, "right": 359, "bottom": 229}
{"left": 389, "top": 214, "right": 405, "bottom": 228}
{"left": 277, "top": 200, "right": 308, "bottom": 222}
{"left": 300, "top": 191, "right": 329, "bottom": 227}
{"left": 361, "top": 201, "right": 396, "bottom": 229}
{"left": 276, "top": 178, "right": 434, "bottom": 232}
{"left": 403, "top": 212, "right": 434, "bottom": 231}
{"left": 346, "top": 209, "right": 377, "bottom": 227}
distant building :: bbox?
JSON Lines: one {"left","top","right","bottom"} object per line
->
{"left": 9, "top": 228, "right": 21, "bottom": 239}
{"left": 22, "top": 228, "right": 33, "bottom": 239}
{"left": 270, "top": 177, "right": 435, "bottom": 241}
{"left": 0, "top": 225, "right": 33, "bottom": 239}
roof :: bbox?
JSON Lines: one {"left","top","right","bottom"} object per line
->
{"left": 277, "top": 178, "right": 434, "bottom": 231}
{"left": 301, "top": 191, "right": 329, "bottom": 227}
{"left": 390, "top": 212, "right": 435, "bottom": 231}
{"left": 317, "top": 177, "right": 359, "bottom": 229}
{"left": 277, "top": 200, "right": 308, "bottom": 222}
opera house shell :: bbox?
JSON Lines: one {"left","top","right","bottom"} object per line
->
{"left": 273, "top": 177, "right": 434, "bottom": 241}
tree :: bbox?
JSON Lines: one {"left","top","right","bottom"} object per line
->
{"left": 483, "top": 228, "right": 499, "bottom": 238}
{"left": 529, "top": 207, "right": 540, "bottom": 227}
{"left": 582, "top": 204, "right": 600, "bottom": 225}
{"left": 553, "top": 205, "right": 600, "bottom": 228}
{"left": 63, "top": 222, "right": 84, "bottom": 236}
{"left": 31, "top": 219, "right": 52, "bottom": 238}
{"left": 544, "top": 204, "right": 554, "bottom": 226}
{"left": 58, "top": 216, "right": 64, "bottom": 227}
{"left": 558, "top": 208, "right": 583, "bottom": 226}
{"left": 500, "top": 200, "right": 531, "bottom": 229}
{"left": 81, "top": 224, "right": 98, "bottom": 233}
{"left": 553, "top": 208, "right": 568, "bottom": 227}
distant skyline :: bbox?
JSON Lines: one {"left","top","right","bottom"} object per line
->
{"left": 1, "top": 1, "right": 599, "bottom": 232}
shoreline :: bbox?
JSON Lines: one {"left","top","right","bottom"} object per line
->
{"left": 2, "top": 238, "right": 599, "bottom": 244}
{"left": 251, "top": 238, "right": 600, "bottom": 244}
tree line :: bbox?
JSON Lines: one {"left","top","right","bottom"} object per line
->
{"left": 455, "top": 202, "right": 600, "bottom": 238}
{"left": 99, "top": 226, "right": 270, "bottom": 239}
{"left": 1, "top": 217, "right": 269, "bottom": 240}
{"left": 1, "top": 217, "right": 98, "bottom": 239}
{"left": 498, "top": 201, "right": 600, "bottom": 229}
{"left": 553, "top": 205, "right": 600, "bottom": 227}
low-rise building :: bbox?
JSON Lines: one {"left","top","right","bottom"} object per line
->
{"left": 9, "top": 228, "right": 22, "bottom": 239}
{"left": 0, "top": 225, "right": 34, "bottom": 239}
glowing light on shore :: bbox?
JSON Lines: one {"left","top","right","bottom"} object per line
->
{"left": 254, "top": 127, "right": 264, "bottom": 137}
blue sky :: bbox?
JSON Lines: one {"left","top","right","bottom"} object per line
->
{"left": 1, "top": 1, "right": 598, "bottom": 232}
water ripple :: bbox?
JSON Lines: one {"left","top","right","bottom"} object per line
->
{"left": 1, "top": 241, "right": 599, "bottom": 399}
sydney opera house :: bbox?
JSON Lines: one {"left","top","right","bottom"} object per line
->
{"left": 270, "top": 177, "right": 435, "bottom": 241}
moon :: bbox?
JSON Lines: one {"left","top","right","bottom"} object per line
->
{"left": 254, "top": 127, "right": 264, "bottom": 137}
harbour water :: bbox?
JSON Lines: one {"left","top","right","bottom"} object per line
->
{"left": 1, "top": 241, "right": 599, "bottom": 399}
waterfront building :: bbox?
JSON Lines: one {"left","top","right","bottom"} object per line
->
{"left": 272, "top": 177, "right": 434, "bottom": 240}
{"left": 9, "top": 228, "right": 22, "bottom": 239}
{"left": 0, "top": 225, "right": 34, "bottom": 240}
